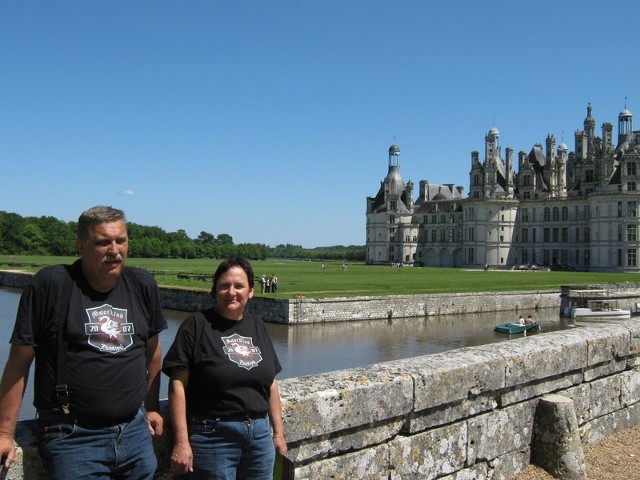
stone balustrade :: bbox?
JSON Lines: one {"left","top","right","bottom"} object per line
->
{"left": 5, "top": 318, "right": 640, "bottom": 479}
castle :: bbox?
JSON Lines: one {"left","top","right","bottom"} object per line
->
{"left": 366, "top": 103, "right": 640, "bottom": 271}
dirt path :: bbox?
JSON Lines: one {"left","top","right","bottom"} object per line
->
{"left": 509, "top": 423, "right": 640, "bottom": 480}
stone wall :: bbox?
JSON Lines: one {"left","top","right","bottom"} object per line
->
{"left": 7, "top": 319, "right": 640, "bottom": 479}
{"left": 0, "top": 270, "right": 564, "bottom": 323}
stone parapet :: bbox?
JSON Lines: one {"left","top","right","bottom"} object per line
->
{"left": 6, "top": 318, "right": 640, "bottom": 479}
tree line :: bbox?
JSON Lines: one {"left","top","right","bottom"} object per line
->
{"left": 0, "top": 211, "right": 365, "bottom": 261}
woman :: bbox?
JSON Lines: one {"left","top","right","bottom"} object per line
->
{"left": 163, "top": 256, "right": 287, "bottom": 479}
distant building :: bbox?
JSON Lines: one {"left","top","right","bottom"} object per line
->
{"left": 366, "top": 104, "right": 640, "bottom": 271}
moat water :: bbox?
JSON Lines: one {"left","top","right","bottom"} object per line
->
{"left": 0, "top": 287, "right": 577, "bottom": 421}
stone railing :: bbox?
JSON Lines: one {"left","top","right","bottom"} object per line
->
{"left": 7, "top": 318, "right": 640, "bottom": 479}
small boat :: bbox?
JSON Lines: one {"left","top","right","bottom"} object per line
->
{"left": 494, "top": 322, "right": 540, "bottom": 334}
{"left": 570, "top": 307, "right": 630, "bottom": 319}
{"left": 564, "top": 289, "right": 631, "bottom": 319}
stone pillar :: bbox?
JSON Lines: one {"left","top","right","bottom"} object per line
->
{"left": 532, "top": 394, "right": 586, "bottom": 479}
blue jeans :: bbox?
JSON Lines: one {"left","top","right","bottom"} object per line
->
{"left": 188, "top": 414, "right": 275, "bottom": 480}
{"left": 37, "top": 408, "right": 156, "bottom": 480}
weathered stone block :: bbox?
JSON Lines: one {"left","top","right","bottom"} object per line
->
{"left": 589, "top": 375, "right": 623, "bottom": 418}
{"left": 278, "top": 364, "right": 413, "bottom": 443}
{"left": 486, "top": 449, "right": 531, "bottom": 480}
{"left": 407, "top": 395, "right": 497, "bottom": 433}
{"left": 467, "top": 401, "right": 536, "bottom": 465}
{"left": 561, "top": 383, "right": 591, "bottom": 425}
{"left": 621, "top": 369, "right": 640, "bottom": 406}
{"left": 294, "top": 444, "right": 390, "bottom": 480}
{"left": 288, "top": 418, "right": 404, "bottom": 464}
{"left": 488, "top": 333, "right": 586, "bottom": 390}
{"left": 396, "top": 348, "right": 504, "bottom": 412}
{"left": 580, "top": 401, "right": 640, "bottom": 444}
{"left": 388, "top": 422, "right": 467, "bottom": 479}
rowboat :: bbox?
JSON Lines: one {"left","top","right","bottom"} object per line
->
{"left": 494, "top": 322, "right": 540, "bottom": 334}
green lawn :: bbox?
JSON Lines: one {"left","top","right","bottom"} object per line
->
{"left": 1, "top": 255, "right": 637, "bottom": 298}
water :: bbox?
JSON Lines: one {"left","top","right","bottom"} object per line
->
{"left": 0, "top": 287, "right": 573, "bottom": 421}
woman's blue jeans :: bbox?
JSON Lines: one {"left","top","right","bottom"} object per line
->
{"left": 37, "top": 408, "right": 156, "bottom": 480}
{"left": 188, "top": 414, "right": 275, "bottom": 480}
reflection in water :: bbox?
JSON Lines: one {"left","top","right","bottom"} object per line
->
{"left": 0, "top": 287, "right": 574, "bottom": 420}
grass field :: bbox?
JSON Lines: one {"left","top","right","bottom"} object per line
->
{"left": 2, "top": 254, "right": 638, "bottom": 299}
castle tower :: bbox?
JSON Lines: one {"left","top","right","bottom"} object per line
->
{"left": 617, "top": 107, "right": 633, "bottom": 152}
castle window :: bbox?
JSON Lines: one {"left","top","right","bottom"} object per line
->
{"left": 627, "top": 162, "right": 637, "bottom": 176}
{"left": 629, "top": 182, "right": 637, "bottom": 191}
{"left": 521, "top": 208, "right": 529, "bottom": 222}
{"left": 627, "top": 224, "right": 637, "bottom": 242}
{"left": 618, "top": 201, "right": 623, "bottom": 217}
{"left": 586, "top": 169, "right": 594, "bottom": 182}
{"left": 628, "top": 249, "right": 637, "bottom": 267}
{"left": 618, "top": 249, "right": 623, "bottom": 266}
{"left": 628, "top": 201, "right": 637, "bottom": 217}
{"left": 544, "top": 207, "right": 551, "bottom": 221}
{"left": 522, "top": 228, "right": 529, "bottom": 242}
{"left": 561, "top": 206, "right": 569, "bottom": 221}
{"left": 552, "top": 207, "right": 560, "bottom": 221}
{"left": 618, "top": 224, "right": 623, "bottom": 241}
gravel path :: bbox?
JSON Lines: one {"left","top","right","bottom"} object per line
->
{"left": 509, "top": 423, "right": 640, "bottom": 480}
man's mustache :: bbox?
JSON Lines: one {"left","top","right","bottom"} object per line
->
{"left": 102, "top": 253, "right": 124, "bottom": 263}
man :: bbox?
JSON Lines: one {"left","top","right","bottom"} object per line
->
{"left": 0, "top": 206, "right": 167, "bottom": 479}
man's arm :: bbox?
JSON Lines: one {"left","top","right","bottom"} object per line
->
{"left": 168, "top": 369, "right": 193, "bottom": 474}
{"left": 0, "top": 345, "right": 35, "bottom": 469}
{"left": 145, "top": 335, "right": 163, "bottom": 436}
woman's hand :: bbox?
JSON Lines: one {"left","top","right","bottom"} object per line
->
{"left": 170, "top": 440, "right": 194, "bottom": 475}
{"left": 273, "top": 434, "right": 288, "bottom": 454}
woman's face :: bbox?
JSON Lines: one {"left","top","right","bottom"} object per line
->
{"left": 214, "top": 266, "right": 254, "bottom": 320}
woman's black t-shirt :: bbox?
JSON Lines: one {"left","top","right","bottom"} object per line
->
{"left": 162, "top": 308, "right": 281, "bottom": 418}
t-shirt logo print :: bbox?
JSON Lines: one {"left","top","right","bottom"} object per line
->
{"left": 84, "top": 304, "right": 134, "bottom": 354}
{"left": 221, "top": 334, "right": 263, "bottom": 370}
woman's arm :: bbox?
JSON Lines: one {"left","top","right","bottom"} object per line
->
{"left": 269, "top": 379, "right": 287, "bottom": 454}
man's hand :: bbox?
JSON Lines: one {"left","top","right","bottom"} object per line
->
{"left": 146, "top": 411, "right": 164, "bottom": 437}
{"left": 0, "top": 433, "right": 16, "bottom": 470}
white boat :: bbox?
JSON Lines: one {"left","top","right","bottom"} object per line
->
{"left": 566, "top": 289, "right": 631, "bottom": 318}
{"left": 569, "top": 307, "right": 631, "bottom": 318}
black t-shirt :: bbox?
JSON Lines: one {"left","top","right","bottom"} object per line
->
{"left": 162, "top": 308, "right": 281, "bottom": 418}
{"left": 11, "top": 261, "right": 167, "bottom": 422}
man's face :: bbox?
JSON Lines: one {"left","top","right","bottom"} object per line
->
{"left": 76, "top": 220, "right": 129, "bottom": 291}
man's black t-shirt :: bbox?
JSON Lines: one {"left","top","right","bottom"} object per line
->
{"left": 162, "top": 308, "right": 281, "bottom": 418}
{"left": 11, "top": 261, "right": 167, "bottom": 423}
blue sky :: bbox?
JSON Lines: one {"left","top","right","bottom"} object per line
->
{"left": 2, "top": 1, "right": 639, "bottom": 248}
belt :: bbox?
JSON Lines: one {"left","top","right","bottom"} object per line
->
{"left": 37, "top": 410, "right": 136, "bottom": 429}
{"left": 190, "top": 412, "right": 267, "bottom": 423}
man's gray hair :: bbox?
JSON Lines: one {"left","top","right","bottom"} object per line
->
{"left": 77, "top": 206, "right": 127, "bottom": 240}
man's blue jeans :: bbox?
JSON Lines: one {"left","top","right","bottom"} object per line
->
{"left": 37, "top": 408, "right": 156, "bottom": 480}
{"left": 189, "top": 414, "right": 275, "bottom": 480}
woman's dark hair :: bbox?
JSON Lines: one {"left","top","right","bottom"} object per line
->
{"left": 211, "top": 256, "right": 255, "bottom": 293}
